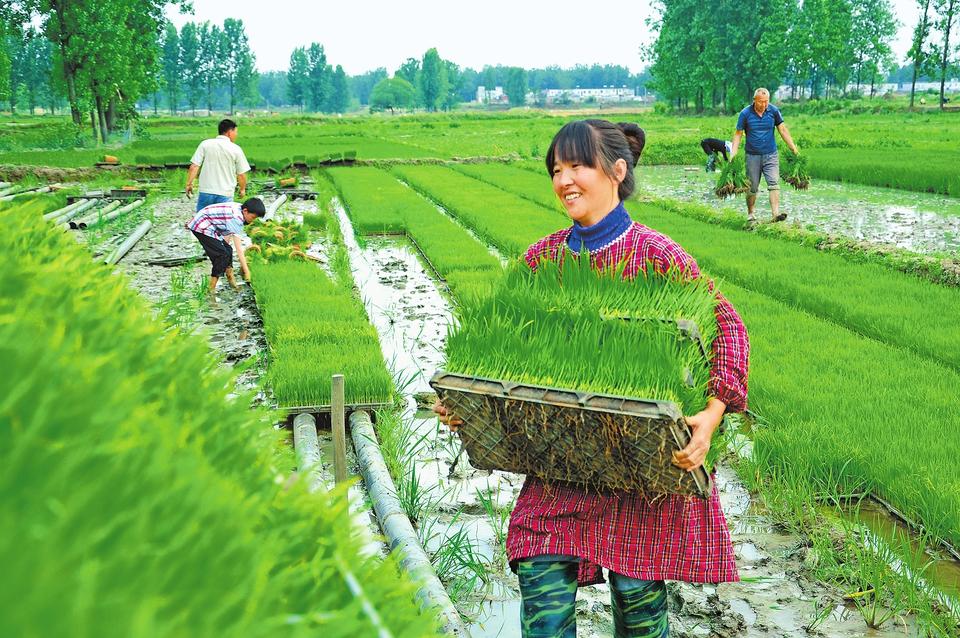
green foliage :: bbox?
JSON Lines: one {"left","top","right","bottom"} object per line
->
{"left": 370, "top": 77, "right": 416, "bottom": 114}
{"left": 0, "top": 204, "right": 439, "bottom": 637}
{"left": 252, "top": 259, "right": 394, "bottom": 406}
{"left": 445, "top": 254, "right": 717, "bottom": 414}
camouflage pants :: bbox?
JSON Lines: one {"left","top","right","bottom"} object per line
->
{"left": 517, "top": 555, "right": 669, "bottom": 637}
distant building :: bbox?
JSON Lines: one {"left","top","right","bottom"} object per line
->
{"left": 542, "top": 87, "right": 637, "bottom": 104}
{"left": 476, "top": 85, "right": 507, "bottom": 104}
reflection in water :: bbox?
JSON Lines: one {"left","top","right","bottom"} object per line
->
{"left": 638, "top": 166, "right": 960, "bottom": 255}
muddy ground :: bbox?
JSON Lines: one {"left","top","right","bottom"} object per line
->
{"left": 639, "top": 165, "right": 960, "bottom": 257}
{"left": 92, "top": 191, "right": 933, "bottom": 637}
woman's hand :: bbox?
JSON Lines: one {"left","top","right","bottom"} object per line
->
{"left": 433, "top": 399, "right": 463, "bottom": 432}
{"left": 672, "top": 398, "right": 726, "bottom": 472}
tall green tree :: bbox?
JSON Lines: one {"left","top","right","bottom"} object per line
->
{"left": 305, "top": 43, "right": 329, "bottom": 112}
{"left": 395, "top": 57, "right": 420, "bottom": 88}
{"left": 179, "top": 21, "right": 202, "bottom": 115}
{"left": 849, "top": 0, "right": 897, "bottom": 94}
{"left": 197, "top": 22, "right": 225, "bottom": 112}
{"left": 287, "top": 47, "right": 309, "bottom": 111}
{"left": 326, "top": 64, "right": 349, "bottom": 112}
{"left": 909, "top": 0, "right": 935, "bottom": 106}
{"left": 932, "top": 0, "right": 959, "bottom": 108}
{"left": 370, "top": 77, "right": 415, "bottom": 113}
{"left": 504, "top": 67, "right": 528, "bottom": 106}
{"left": 419, "top": 47, "right": 447, "bottom": 111}
{"left": 220, "top": 18, "right": 255, "bottom": 114}
{"left": 442, "top": 60, "right": 462, "bottom": 110}
{"left": 161, "top": 22, "right": 180, "bottom": 113}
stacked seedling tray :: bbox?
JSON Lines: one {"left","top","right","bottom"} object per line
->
{"left": 432, "top": 252, "right": 719, "bottom": 499}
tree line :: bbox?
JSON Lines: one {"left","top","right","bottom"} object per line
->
{"left": 646, "top": 0, "right": 959, "bottom": 111}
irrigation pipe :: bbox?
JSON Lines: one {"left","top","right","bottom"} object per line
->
{"left": 292, "top": 413, "right": 326, "bottom": 494}
{"left": 104, "top": 220, "right": 152, "bottom": 265}
{"left": 0, "top": 185, "right": 53, "bottom": 201}
{"left": 43, "top": 199, "right": 83, "bottom": 221}
{"left": 265, "top": 194, "right": 288, "bottom": 220}
{"left": 81, "top": 198, "right": 144, "bottom": 229}
{"left": 293, "top": 413, "right": 393, "bottom": 638}
{"left": 0, "top": 181, "right": 10, "bottom": 190}
{"left": 50, "top": 199, "right": 97, "bottom": 225}
{"left": 71, "top": 200, "right": 121, "bottom": 230}
{"left": 350, "top": 410, "right": 467, "bottom": 637}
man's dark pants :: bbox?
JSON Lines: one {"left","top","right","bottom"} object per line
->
{"left": 192, "top": 230, "right": 232, "bottom": 277}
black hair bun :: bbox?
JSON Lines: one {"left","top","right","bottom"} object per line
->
{"left": 617, "top": 122, "right": 646, "bottom": 165}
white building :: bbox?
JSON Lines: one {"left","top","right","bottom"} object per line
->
{"left": 543, "top": 87, "right": 637, "bottom": 104}
{"left": 476, "top": 85, "right": 507, "bottom": 104}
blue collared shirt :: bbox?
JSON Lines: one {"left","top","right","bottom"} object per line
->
{"left": 736, "top": 104, "right": 784, "bottom": 155}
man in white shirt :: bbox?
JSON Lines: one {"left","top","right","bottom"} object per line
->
{"left": 184, "top": 119, "right": 251, "bottom": 211}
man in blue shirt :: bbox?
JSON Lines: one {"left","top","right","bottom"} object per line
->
{"left": 729, "top": 88, "right": 800, "bottom": 225}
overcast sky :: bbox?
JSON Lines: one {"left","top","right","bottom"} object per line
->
{"left": 166, "top": 0, "right": 922, "bottom": 75}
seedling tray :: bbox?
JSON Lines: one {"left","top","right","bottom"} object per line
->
{"left": 430, "top": 371, "right": 712, "bottom": 499}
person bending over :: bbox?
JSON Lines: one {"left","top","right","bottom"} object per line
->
{"left": 186, "top": 197, "right": 264, "bottom": 295}
{"left": 700, "top": 137, "right": 731, "bottom": 172}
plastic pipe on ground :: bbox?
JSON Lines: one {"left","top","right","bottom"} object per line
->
{"left": 95, "top": 198, "right": 145, "bottom": 226}
{"left": 43, "top": 199, "right": 84, "bottom": 221}
{"left": 292, "top": 413, "right": 325, "bottom": 494}
{"left": 349, "top": 410, "right": 467, "bottom": 637}
{"left": 54, "top": 199, "right": 98, "bottom": 226}
{"left": 104, "top": 219, "right": 152, "bottom": 265}
{"left": 265, "top": 194, "right": 287, "bottom": 220}
{"left": 0, "top": 181, "right": 10, "bottom": 190}
{"left": 0, "top": 185, "right": 53, "bottom": 201}
{"left": 70, "top": 200, "right": 121, "bottom": 230}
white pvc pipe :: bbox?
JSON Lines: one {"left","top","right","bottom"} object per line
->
{"left": 71, "top": 200, "right": 121, "bottom": 230}
{"left": 265, "top": 194, "right": 287, "bottom": 220}
{"left": 104, "top": 220, "right": 152, "bottom": 265}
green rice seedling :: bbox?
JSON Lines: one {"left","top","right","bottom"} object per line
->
{"left": 446, "top": 253, "right": 717, "bottom": 416}
{"left": 0, "top": 204, "right": 441, "bottom": 638}
{"left": 781, "top": 152, "right": 811, "bottom": 190}
{"left": 252, "top": 260, "right": 393, "bottom": 406}
{"left": 391, "top": 164, "right": 563, "bottom": 258}
{"left": 714, "top": 153, "right": 750, "bottom": 198}
{"left": 475, "top": 483, "right": 512, "bottom": 570}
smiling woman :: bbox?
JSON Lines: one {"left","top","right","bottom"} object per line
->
{"left": 436, "top": 118, "right": 750, "bottom": 638}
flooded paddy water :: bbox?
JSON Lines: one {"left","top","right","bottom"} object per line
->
{"left": 639, "top": 165, "right": 960, "bottom": 255}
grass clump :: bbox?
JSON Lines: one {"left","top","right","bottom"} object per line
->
{"left": 0, "top": 204, "right": 440, "bottom": 637}
{"left": 714, "top": 153, "right": 750, "bottom": 198}
{"left": 781, "top": 152, "right": 811, "bottom": 190}
{"left": 445, "top": 252, "right": 717, "bottom": 414}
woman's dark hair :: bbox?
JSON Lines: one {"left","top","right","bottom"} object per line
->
{"left": 545, "top": 119, "right": 646, "bottom": 200}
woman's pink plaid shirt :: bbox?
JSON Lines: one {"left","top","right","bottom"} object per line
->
{"left": 505, "top": 221, "right": 749, "bottom": 586}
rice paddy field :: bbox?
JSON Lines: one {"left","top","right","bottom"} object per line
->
{"left": 4, "top": 108, "right": 960, "bottom": 636}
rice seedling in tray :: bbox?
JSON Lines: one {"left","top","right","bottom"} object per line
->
{"left": 781, "top": 152, "right": 811, "bottom": 190}
{"left": 434, "top": 253, "right": 720, "bottom": 498}
{"left": 252, "top": 260, "right": 394, "bottom": 407}
{"left": 714, "top": 153, "right": 750, "bottom": 198}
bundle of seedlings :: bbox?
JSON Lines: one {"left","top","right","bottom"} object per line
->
{"left": 435, "top": 253, "right": 721, "bottom": 497}
{"left": 246, "top": 218, "right": 310, "bottom": 262}
{"left": 714, "top": 153, "right": 750, "bottom": 198}
{"left": 781, "top": 151, "right": 811, "bottom": 190}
